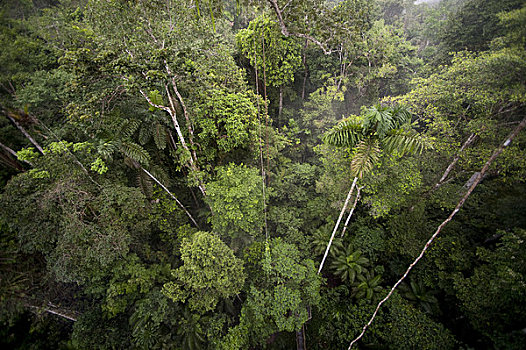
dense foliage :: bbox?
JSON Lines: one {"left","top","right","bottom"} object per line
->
{"left": 1, "top": 0, "right": 525, "bottom": 349}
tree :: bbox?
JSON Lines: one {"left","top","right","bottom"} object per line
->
{"left": 330, "top": 245, "right": 369, "bottom": 284}
{"left": 440, "top": 0, "right": 524, "bottom": 55}
{"left": 206, "top": 164, "right": 265, "bottom": 250}
{"left": 236, "top": 14, "right": 302, "bottom": 118}
{"left": 163, "top": 231, "right": 245, "bottom": 313}
{"left": 318, "top": 104, "right": 429, "bottom": 274}
{"left": 221, "top": 239, "right": 321, "bottom": 349}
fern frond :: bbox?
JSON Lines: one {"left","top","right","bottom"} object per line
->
{"left": 149, "top": 165, "right": 171, "bottom": 188}
{"left": 153, "top": 123, "right": 167, "bottom": 150}
{"left": 137, "top": 171, "right": 153, "bottom": 198}
{"left": 138, "top": 124, "right": 153, "bottom": 145}
{"left": 323, "top": 117, "right": 363, "bottom": 148}
{"left": 121, "top": 141, "right": 151, "bottom": 167}
{"left": 120, "top": 119, "right": 140, "bottom": 138}
{"left": 351, "top": 139, "right": 381, "bottom": 179}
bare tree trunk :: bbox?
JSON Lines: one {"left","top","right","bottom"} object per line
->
{"left": 318, "top": 176, "right": 358, "bottom": 274}
{"left": 302, "top": 39, "right": 308, "bottom": 100}
{"left": 0, "top": 141, "right": 32, "bottom": 166}
{"left": 7, "top": 115, "right": 44, "bottom": 154}
{"left": 279, "top": 86, "right": 283, "bottom": 118}
{"left": 0, "top": 151, "right": 24, "bottom": 171}
{"left": 25, "top": 302, "right": 78, "bottom": 322}
{"left": 341, "top": 186, "right": 362, "bottom": 238}
{"left": 141, "top": 167, "right": 199, "bottom": 228}
{"left": 139, "top": 89, "right": 207, "bottom": 198}
{"left": 347, "top": 115, "right": 526, "bottom": 350}
{"left": 296, "top": 324, "right": 306, "bottom": 350}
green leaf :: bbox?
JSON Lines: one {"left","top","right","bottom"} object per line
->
{"left": 121, "top": 141, "right": 151, "bottom": 167}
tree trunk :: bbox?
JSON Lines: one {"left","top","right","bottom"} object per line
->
{"left": 25, "top": 302, "right": 78, "bottom": 322}
{"left": 341, "top": 186, "right": 362, "bottom": 238}
{"left": 7, "top": 115, "right": 44, "bottom": 154}
{"left": 139, "top": 89, "right": 207, "bottom": 198}
{"left": 318, "top": 176, "right": 358, "bottom": 274}
{"left": 0, "top": 150, "right": 24, "bottom": 171}
{"left": 434, "top": 132, "right": 477, "bottom": 190}
{"left": 302, "top": 39, "right": 308, "bottom": 100}
{"left": 0, "top": 141, "right": 32, "bottom": 167}
{"left": 296, "top": 324, "right": 306, "bottom": 350}
{"left": 279, "top": 86, "right": 283, "bottom": 119}
{"left": 141, "top": 167, "right": 199, "bottom": 228}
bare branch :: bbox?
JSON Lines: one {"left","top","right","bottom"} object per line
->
{"left": 0, "top": 141, "right": 32, "bottom": 167}
{"left": 139, "top": 89, "right": 171, "bottom": 113}
{"left": 434, "top": 133, "right": 477, "bottom": 190}
{"left": 141, "top": 167, "right": 199, "bottom": 228}
{"left": 6, "top": 115, "right": 44, "bottom": 154}
{"left": 26, "top": 302, "right": 78, "bottom": 322}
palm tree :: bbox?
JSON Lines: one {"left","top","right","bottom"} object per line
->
{"left": 317, "top": 104, "right": 430, "bottom": 274}
{"left": 330, "top": 244, "right": 369, "bottom": 284}
{"left": 351, "top": 270, "right": 383, "bottom": 301}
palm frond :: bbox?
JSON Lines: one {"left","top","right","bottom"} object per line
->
{"left": 362, "top": 105, "right": 394, "bottom": 138}
{"left": 390, "top": 105, "right": 412, "bottom": 127}
{"left": 383, "top": 129, "right": 433, "bottom": 156}
{"left": 351, "top": 139, "right": 381, "bottom": 179}
{"left": 322, "top": 117, "right": 363, "bottom": 148}
{"left": 121, "top": 141, "right": 151, "bottom": 167}
{"left": 97, "top": 141, "right": 117, "bottom": 161}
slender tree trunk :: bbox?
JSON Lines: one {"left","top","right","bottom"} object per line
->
{"left": 341, "top": 186, "right": 362, "bottom": 238}
{"left": 0, "top": 141, "right": 32, "bottom": 166}
{"left": 25, "top": 302, "right": 78, "bottom": 322}
{"left": 7, "top": 115, "right": 44, "bottom": 154}
{"left": 139, "top": 89, "right": 207, "bottom": 198}
{"left": 0, "top": 141, "right": 19, "bottom": 158}
{"left": 279, "top": 86, "right": 283, "bottom": 118}
{"left": 318, "top": 176, "right": 358, "bottom": 274}
{"left": 0, "top": 151, "right": 24, "bottom": 171}
{"left": 296, "top": 324, "right": 306, "bottom": 350}
{"left": 302, "top": 39, "right": 308, "bottom": 100}
{"left": 347, "top": 115, "right": 526, "bottom": 350}
{"left": 141, "top": 167, "right": 199, "bottom": 228}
